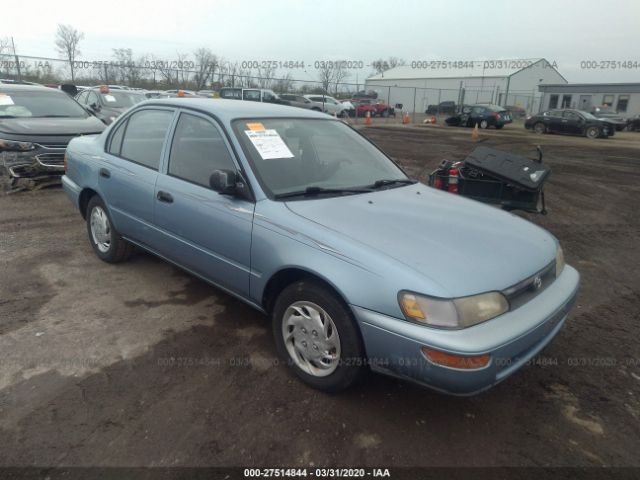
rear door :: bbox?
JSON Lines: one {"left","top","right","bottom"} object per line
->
{"left": 562, "top": 111, "right": 583, "bottom": 135}
{"left": 545, "top": 110, "right": 564, "bottom": 133}
{"left": 99, "top": 107, "right": 175, "bottom": 247}
{"left": 153, "top": 111, "right": 254, "bottom": 296}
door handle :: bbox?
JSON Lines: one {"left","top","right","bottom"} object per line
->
{"left": 99, "top": 168, "right": 111, "bottom": 178}
{"left": 156, "top": 191, "right": 174, "bottom": 203}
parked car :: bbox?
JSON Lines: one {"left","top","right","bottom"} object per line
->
{"left": 446, "top": 104, "right": 512, "bottom": 129}
{"left": 279, "top": 94, "right": 316, "bottom": 110}
{"left": 62, "top": 98, "right": 579, "bottom": 395}
{"left": 351, "top": 98, "right": 395, "bottom": 117}
{"left": 351, "top": 99, "right": 378, "bottom": 117}
{"left": 626, "top": 114, "right": 640, "bottom": 132}
{"left": 352, "top": 89, "right": 378, "bottom": 99}
{"left": 304, "top": 94, "right": 349, "bottom": 117}
{"left": 219, "top": 87, "right": 283, "bottom": 104}
{"left": 0, "top": 84, "right": 105, "bottom": 191}
{"left": 525, "top": 109, "right": 613, "bottom": 139}
{"left": 426, "top": 101, "right": 457, "bottom": 115}
{"left": 505, "top": 105, "right": 527, "bottom": 119}
{"left": 196, "top": 90, "right": 216, "bottom": 98}
{"left": 589, "top": 106, "right": 627, "bottom": 131}
{"left": 340, "top": 100, "right": 356, "bottom": 117}
{"left": 75, "top": 86, "right": 146, "bottom": 125}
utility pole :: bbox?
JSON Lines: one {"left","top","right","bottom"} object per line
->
{"left": 11, "top": 37, "right": 21, "bottom": 82}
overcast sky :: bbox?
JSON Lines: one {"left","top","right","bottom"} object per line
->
{"left": 5, "top": 0, "right": 640, "bottom": 83}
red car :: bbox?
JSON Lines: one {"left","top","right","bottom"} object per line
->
{"left": 352, "top": 98, "right": 395, "bottom": 117}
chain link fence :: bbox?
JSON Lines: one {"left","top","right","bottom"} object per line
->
{"left": 0, "top": 53, "right": 542, "bottom": 125}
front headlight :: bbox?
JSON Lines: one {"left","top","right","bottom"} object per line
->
{"left": 399, "top": 291, "right": 509, "bottom": 329}
{"left": 555, "top": 245, "right": 565, "bottom": 278}
{"left": 0, "top": 139, "right": 35, "bottom": 152}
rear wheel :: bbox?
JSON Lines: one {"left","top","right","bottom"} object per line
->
{"left": 585, "top": 126, "right": 600, "bottom": 139}
{"left": 86, "top": 196, "right": 134, "bottom": 263}
{"left": 533, "top": 122, "right": 546, "bottom": 134}
{"left": 272, "top": 280, "right": 366, "bottom": 392}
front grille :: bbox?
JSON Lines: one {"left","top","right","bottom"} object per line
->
{"left": 503, "top": 261, "right": 556, "bottom": 310}
{"left": 35, "top": 152, "right": 65, "bottom": 168}
{"left": 37, "top": 142, "right": 68, "bottom": 149}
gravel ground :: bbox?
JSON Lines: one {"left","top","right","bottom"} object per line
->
{"left": 0, "top": 125, "right": 639, "bottom": 468}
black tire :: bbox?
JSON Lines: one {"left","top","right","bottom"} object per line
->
{"left": 585, "top": 126, "right": 600, "bottom": 139}
{"left": 272, "top": 280, "right": 366, "bottom": 392}
{"left": 86, "top": 195, "right": 134, "bottom": 263}
{"left": 533, "top": 122, "right": 546, "bottom": 134}
{"left": 381, "top": 109, "right": 389, "bottom": 118}
{"left": 495, "top": 124, "right": 504, "bottom": 129}
{"left": 479, "top": 119, "right": 489, "bottom": 129}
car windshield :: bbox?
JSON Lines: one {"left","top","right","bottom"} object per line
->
{"left": 580, "top": 111, "right": 599, "bottom": 120}
{"left": 100, "top": 91, "right": 146, "bottom": 108}
{"left": 0, "top": 90, "right": 89, "bottom": 118}
{"left": 233, "top": 118, "right": 408, "bottom": 198}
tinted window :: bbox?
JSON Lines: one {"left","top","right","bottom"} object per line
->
{"left": 0, "top": 89, "right": 89, "bottom": 118}
{"left": 168, "top": 113, "right": 235, "bottom": 187}
{"left": 220, "top": 88, "right": 242, "bottom": 99}
{"left": 243, "top": 90, "right": 261, "bottom": 101}
{"left": 564, "top": 111, "right": 580, "bottom": 121}
{"left": 120, "top": 109, "right": 173, "bottom": 169}
{"left": 108, "top": 119, "right": 127, "bottom": 156}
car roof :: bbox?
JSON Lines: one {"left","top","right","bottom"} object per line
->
{"left": 141, "top": 98, "right": 331, "bottom": 121}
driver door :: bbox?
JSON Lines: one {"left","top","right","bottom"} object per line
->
{"left": 153, "top": 111, "right": 255, "bottom": 296}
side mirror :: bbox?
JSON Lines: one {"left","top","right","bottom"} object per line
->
{"left": 209, "top": 169, "right": 238, "bottom": 195}
{"left": 90, "top": 102, "right": 100, "bottom": 111}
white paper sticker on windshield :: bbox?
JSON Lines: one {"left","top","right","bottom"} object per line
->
{"left": 245, "top": 129, "right": 294, "bottom": 160}
{"left": 104, "top": 94, "right": 117, "bottom": 102}
{"left": 0, "top": 94, "right": 14, "bottom": 105}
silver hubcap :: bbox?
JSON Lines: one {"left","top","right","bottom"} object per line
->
{"left": 535, "top": 124, "right": 544, "bottom": 133}
{"left": 90, "top": 206, "right": 111, "bottom": 253}
{"left": 282, "top": 301, "right": 341, "bottom": 377}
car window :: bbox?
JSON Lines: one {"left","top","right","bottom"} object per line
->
{"left": 108, "top": 119, "right": 127, "bottom": 156}
{"left": 233, "top": 118, "right": 406, "bottom": 197}
{"left": 120, "top": 109, "right": 173, "bottom": 169}
{"left": 0, "top": 89, "right": 89, "bottom": 118}
{"left": 87, "top": 91, "right": 99, "bottom": 106}
{"left": 243, "top": 90, "right": 261, "bottom": 101}
{"left": 168, "top": 113, "right": 235, "bottom": 187}
{"left": 564, "top": 111, "right": 580, "bottom": 121}
{"left": 77, "top": 91, "right": 88, "bottom": 104}
{"left": 220, "top": 88, "right": 242, "bottom": 99}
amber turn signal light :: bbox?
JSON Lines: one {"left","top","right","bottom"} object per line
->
{"left": 421, "top": 347, "right": 490, "bottom": 369}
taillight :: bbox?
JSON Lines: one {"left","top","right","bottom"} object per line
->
{"left": 492, "top": 112, "right": 500, "bottom": 119}
{"left": 64, "top": 151, "right": 68, "bottom": 173}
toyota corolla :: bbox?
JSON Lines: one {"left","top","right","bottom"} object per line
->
{"left": 62, "top": 99, "right": 580, "bottom": 394}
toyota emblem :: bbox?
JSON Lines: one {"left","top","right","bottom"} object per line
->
{"left": 533, "top": 276, "right": 542, "bottom": 290}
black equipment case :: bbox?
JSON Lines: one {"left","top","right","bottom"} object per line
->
{"left": 429, "top": 146, "right": 551, "bottom": 214}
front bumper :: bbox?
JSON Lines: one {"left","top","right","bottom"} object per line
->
{"left": 1, "top": 148, "right": 65, "bottom": 179}
{"left": 352, "top": 265, "right": 580, "bottom": 395}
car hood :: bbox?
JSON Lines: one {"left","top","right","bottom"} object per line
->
{"left": 285, "top": 184, "right": 557, "bottom": 296}
{"left": 0, "top": 116, "right": 105, "bottom": 136}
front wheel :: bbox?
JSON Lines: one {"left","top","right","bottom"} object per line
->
{"left": 533, "top": 122, "right": 546, "bottom": 134}
{"left": 86, "top": 195, "right": 134, "bottom": 263}
{"left": 272, "top": 280, "right": 366, "bottom": 392}
{"left": 479, "top": 119, "right": 489, "bottom": 129}
{"left": 585, "top": 126, "right": 600, "bottom": 139}
{"left": 495, "top": 124, "right": 504, "bottom": 130}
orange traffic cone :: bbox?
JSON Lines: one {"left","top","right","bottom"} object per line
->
{"left": 364, "top": 111, "right": 372, "bottom": 126}
{"left": 472, "top": 123, "right": 479, "bottom": 141}
{"left": 402, "top": 111, "right": 410, "bottom": 124}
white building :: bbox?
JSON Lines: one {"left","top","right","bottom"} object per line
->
{"left": 364, "top": 58, "right": 566, "bottom": 114}
{"left": 538, "top": 83, "right": 640, "bottom": 116}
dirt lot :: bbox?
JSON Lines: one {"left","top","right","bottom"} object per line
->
{"left": 0, "top": 125, "right": 639, "bottom": 468}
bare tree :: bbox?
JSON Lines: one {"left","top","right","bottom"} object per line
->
{"left": 0, "top": 37, "right": 11, "bottom": 77}
{"left": 272, "top": 73, "right": 294, "bottom": 93}
{"left": 372, "top": 56, "right": 406, "bottom": 74}
{"left": 112, "top": 48, "right": 146, "bottom": 87}
{"left": 193, "top": 48, "right": 219, "bottom": 90}
{"left": 55, "top": 24, "right": 84, "bottom": 81}
{"left": 256, "top": 65, "right": 276, "bottom": 89}
{"left": 317, "top": 63, "right": 335, "bottom": 93}
{"left": 333, "top": 64, "right": 351, "bottom": 95}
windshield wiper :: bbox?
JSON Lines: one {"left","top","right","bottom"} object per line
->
{"left": 274, "top": 186, "right": 372, "bottom": 199}
{"left": 368, "top": 178, "right": 417, "bottom": 189}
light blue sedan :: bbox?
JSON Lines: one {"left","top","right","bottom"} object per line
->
{"left": 62, "top": 99, "right": 579, "bottom": 394}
